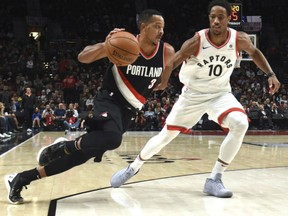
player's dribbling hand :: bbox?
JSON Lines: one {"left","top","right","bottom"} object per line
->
{"left": 268, "top": 76, "right": 281, "bottom": 95}
{"left": 105, "top": 28, "right": 125, "bottom": 41}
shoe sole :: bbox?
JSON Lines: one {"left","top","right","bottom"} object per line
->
{"left": 37, "top": 137, "right": 68, "bottom": 166}
{"left": 4, "top": 174, "right": 23, "bottom": 204}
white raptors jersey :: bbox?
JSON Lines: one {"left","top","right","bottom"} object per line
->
{"left": 179, "top": 28, "right": 239, "bottom": 94}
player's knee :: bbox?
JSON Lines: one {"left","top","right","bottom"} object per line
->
{"left": 229, "top": 114, "right": 249, "bottom": 133}
{"left": 104, "top": 131, "right": 123, "bottom": 150}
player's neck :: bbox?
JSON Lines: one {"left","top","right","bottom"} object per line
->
{"left": 138, "top": 34, "right": 158, "bottom": 56}
{"left": 208, "top": 29, "right": 229, "bottom": 46}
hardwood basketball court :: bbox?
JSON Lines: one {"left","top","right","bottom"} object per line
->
{"left": 0, "top": 130, "right": 288, "bottom": 216}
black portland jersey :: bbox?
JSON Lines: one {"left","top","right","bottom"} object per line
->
{"left": 102, "top": 39, "right": 166, "bottom": 110}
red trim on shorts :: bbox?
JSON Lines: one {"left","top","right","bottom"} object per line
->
{"left": 167, "top": 124, "right": 192, "bottom": 134}
{"left": 218, "top": 107, "right": 250, "bottom": 132}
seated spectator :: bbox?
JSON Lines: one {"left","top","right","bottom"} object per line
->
{"left": 85, "top": 94, "right": 94, "bottom": 111}
{"left": 258, "top": 104, "right": 273, "bottom": 130}
{"left": 0, "top": 102, "right": 15, "bottom": 136}
{"left": 42, "top": 105, "right": 56, "bottom": 131}
{"left": 271, "top": 102, "right": 285, "bottom": 129}
{"left": 134, "top": 111, "right": 146, "bottom": 131}
{"left": 0, "top": 102, "right": 21, "bottom": 132}
{"left": 143, "top": 106, "right": 157, "bottom": 131}
{"left": 80, "top": 110, "right": 94, "bottom": 132}
{"left": 64, "top": 103, "right": 80, "bottom": 132}
{"left": 54, "top": 103, "right": 66, "bottom": 130}
{"left": 271, "top": 103, "right": 282, "bottom": 115}
{"left": 32, "top": 107, "right": 42, "bottom": 130}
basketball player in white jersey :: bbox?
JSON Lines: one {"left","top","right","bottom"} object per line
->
{"left": 111, "top": 0, "right": 281, "bottom": 198}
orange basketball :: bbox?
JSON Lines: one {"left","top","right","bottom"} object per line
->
{"left": 105, "top": 31, "right": 140, "bottom": 66}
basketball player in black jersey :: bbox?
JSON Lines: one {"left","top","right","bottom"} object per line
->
{"left": 5, "top": 9, "right": 175, "bottom": 204}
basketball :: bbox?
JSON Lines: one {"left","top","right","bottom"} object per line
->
{"left": 105, "top": 31, "right": 140, "bottom": 66}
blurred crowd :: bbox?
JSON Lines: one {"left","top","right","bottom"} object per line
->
{"left": 0, "top": 0, "right": 288, "bottom": 140}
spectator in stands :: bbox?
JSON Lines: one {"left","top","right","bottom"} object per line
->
{"left": 62, "top": 74, "right": 77, "bottom": 104}
{"left": 270, "top": 102, "right": 285, "bottom": 129}
{"left": 163, "top": 99, "right": 173, "bottom": 118}
{"left": 1, "top": 86, "right": 11, "bottom": 109}
{"left": 258, "top": 104, "right": 273, "bottom": 130}
{"left": 263, "top": 98, "right": 272, "bottom": 112}
{"left": 39, "top": 89, "right": 48, "bottom": 104}
{"left": 134, "top": 111, "right": 146, "bottom": 131}
{"left": 85, "top": 94, "right": 94, "bottom": 111}
{"left": 0, "top": 102, "right": 13, "bottom": 137}
{"left": 50, "top": 56, "right": 58, "bottom": 74}
{"left": 279, "top": 95, "right": 287, "bottom": 104}
{"left": 54, "top": 103, "right": 66, "bottom": 130}
{"left": 41, "top": 105, "right": 55, "bottom": 131}
{"left": 254, "top": 83, "right": 263, "bottom": 98}
{"left": 80, "top": 110, "right": 94, "bottom": 132}
{"left": 63, "top": 103, "right": 80, "bottom": 132}
{"left": 22, "top": 87, "right": 37, "bottom": 132}
{"left": 271, "top": 102, "right": 282, "bottom": 115}
{"left": 32, "top": 107, "right": 41, "bottom": 130}
{"left": 33, "top": 75, "right": 43, "bottom": 96}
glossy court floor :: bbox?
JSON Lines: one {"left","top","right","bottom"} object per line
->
{"left": 0, "top": 130, "right": 288, "bottom": 216}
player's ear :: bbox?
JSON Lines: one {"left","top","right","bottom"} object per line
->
{"left": 140, "top": 23, "right": 147, "bottom": 31}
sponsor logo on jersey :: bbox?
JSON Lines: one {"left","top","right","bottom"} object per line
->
{"left": 202, "top": 46, "right": 211, "bottom": 49}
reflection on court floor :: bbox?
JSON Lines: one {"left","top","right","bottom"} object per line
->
{"left": 53, "top": 168, "right": 288, "bottom": 216}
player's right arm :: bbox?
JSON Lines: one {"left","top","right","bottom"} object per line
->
{"left": 77, "top": 43, "right": 107, "bottom": 64}
{"left": 78, "top": 28, "right": 125, "bottom": 64}
{"left": 173, "top": 33, "right": 200, "bottom": 70}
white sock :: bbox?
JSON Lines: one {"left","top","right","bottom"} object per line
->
{"left": 210, "top": 160, "right": 228, "bottom": 180}
{"left": 130, "top": 155, "right": 145, "bottom": 174}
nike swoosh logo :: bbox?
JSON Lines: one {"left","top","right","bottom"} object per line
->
{"left": 202, "top": 46, "right": 211, "bottom": 49}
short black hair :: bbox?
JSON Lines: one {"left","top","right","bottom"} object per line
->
{"left": 208, "top": 0, "right": 232, "bottom": 16}
{"left": 137, "top": 9, "right": 162, "bottom": 30}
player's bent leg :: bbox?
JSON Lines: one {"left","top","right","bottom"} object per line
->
{"left": 110, "top": 127, "right": 180, "bottom": 188}
{"left": 140, "top": 126, "right": 180, "bottom": 159}
{"left": 204, "top": 112, "right": 248, "bottom": 198}
{"left": 37, "top": 137, "right": 69, "bottom": 166}
{"left": 219, "top": 111, "right": 249, "bottom": 163}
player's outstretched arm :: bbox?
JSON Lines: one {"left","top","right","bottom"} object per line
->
{"left": 238, "top": 31, "right": 280, "bottom": 95}
{"left": 77, "top": 43, "right": 106, "bottom": 64}
{"left": 78, "top": 28, "right": 125, "bottom": 64}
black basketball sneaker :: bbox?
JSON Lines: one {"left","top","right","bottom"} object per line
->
{"left": 5, "top": 173, "right": 29, "bottom": 204}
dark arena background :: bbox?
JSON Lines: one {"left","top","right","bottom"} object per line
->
{"left": 0, "top": 1, "right": 288, "bottom": 216}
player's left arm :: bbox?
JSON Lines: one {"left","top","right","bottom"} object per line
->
{"left": 237, "top": 31, "right": 280, "bottom": 95}
{"left": 153, "top": 42, "right": 175, "bottom": 91}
